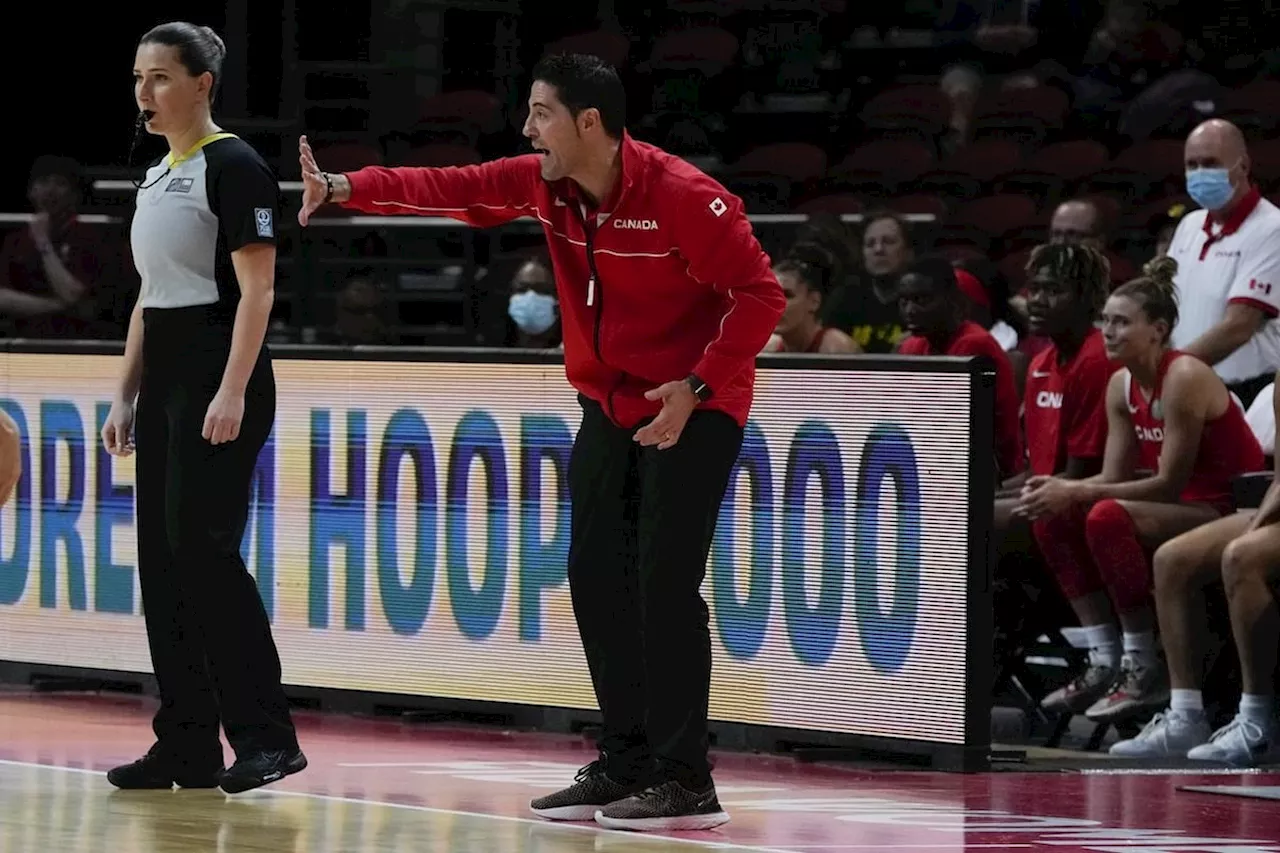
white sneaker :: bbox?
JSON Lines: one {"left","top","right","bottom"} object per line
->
{"left": 1187, "top": 716, "right": 1280, "bottom": 766}
{"left": 1108, "top": 710, "right": 1211, "bottom": 758}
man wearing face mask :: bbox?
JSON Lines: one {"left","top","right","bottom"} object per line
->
{"left": 507, "top": 256, "right": 561, "bottom": 348}
{"left": 1167, "top": 119, "right": 1280, "bottom": 409}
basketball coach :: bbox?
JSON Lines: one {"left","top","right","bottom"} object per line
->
{"left": 297, "top": 53, "right": 784, "bottom": 832}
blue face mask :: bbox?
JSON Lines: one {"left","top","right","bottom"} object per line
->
{"left": 1186, "top": 167, "right": 1235, "bottom": 212}
{"left": 509, "top": 290, "right": 558, "bottom": 335}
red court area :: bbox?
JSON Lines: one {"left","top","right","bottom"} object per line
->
{"left": 2, "top": 691, "right": 1279, "bottom": 853}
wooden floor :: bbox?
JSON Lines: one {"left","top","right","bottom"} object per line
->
{"left": 3, "top": 692, "right": 1280, "bottom": 852}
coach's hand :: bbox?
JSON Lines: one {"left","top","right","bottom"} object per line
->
{"left": 298, "top": 135, "right": 340, "bottom": 227}
{"left": 635, "top": 381, "right": 699, "bottom": 450}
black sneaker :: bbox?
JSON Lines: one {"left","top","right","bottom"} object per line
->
{"left": 107, "top": 745, "right": 222, "bottom": 790}
{"left": 594, "top": 780, "right": 729, "bottom": 831}
{"left": 217, "top": 748, "right": 308, "bottom": 794}
{"left": 529, "top": 758, "right": 649, "bottom": 821}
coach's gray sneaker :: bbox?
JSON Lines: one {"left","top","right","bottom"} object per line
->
{"left": 594, "top": 780, "right": 729, "bottom": 832}
{"left": 530, "top": 759, "right": 649, "bottom": 821}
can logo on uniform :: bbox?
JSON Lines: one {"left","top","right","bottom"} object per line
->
{"left": 255, "top": 208, "right": 274, "bottom": 238}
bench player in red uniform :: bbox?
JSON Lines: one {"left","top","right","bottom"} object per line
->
{"left": 1019, "top": 257, "right": 1266, "bottom": 725}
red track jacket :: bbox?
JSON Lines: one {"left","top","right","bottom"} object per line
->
{"left": 341, "top": 132, "right": 784, "bottom": 428}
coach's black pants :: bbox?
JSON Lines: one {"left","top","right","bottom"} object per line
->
{"left": 567, "top": 396, "right": 743, "bottom": 788}
{"left": 136, "top": 306, "right": 296, "bottom": 766}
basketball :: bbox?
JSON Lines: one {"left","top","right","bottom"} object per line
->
{"left": 0, "top": 408, "right": 22, "bottom": 507}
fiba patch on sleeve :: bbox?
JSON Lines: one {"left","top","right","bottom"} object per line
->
{"left": 255, "top": 208, "right": 274, "bottom": 238}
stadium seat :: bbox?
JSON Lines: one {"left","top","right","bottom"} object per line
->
{"left": 648, "top": 26, "right": 740, "bottom": 70}
{"left": 312, "top": 142, "right": 383, "bottom": 172}
{"left": 857, "top": 85, "right": 951, "bottom": 142}
{"left": 996, "top": 140, "right": 1112, "bottom": 198}
{"left": 887, "top": 194, "right": 948, "bottom": 220}
{"left": 917, "top": 138, "right": 1024, "bottom": 201}
{"left": 542, "top": 29, "right": 631, "bottom": 68}
{"left": 828, "top": 139, "right": 934, "bottom": 196}
{"left": 418, "top": 90, "right": 504, "bottom": 141}
{"left": 1221, "top": 79, "right": 1280, "bottom": 135}
{"left": 1233, "top": 471, "right": 1274, "bottom": 510}
{"left": 1087, "top": 139, "right": 1186, "bottom": 202}
{"left": 793, "top": 194, "right": 863, "bottom": 216}
{"left": 733, "top": 142, "right": 827, "bottom": 183}
{"left": 952, "top": 194, "right": 1038, "bottom": 239}
{"left": 972, "top": 86, "right": 1070, "bottom": 144}
{"left": 398, "top": 144, "right": 483, "bottom": 168}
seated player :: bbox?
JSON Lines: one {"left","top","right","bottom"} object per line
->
{"left": 993, "top": 245, "right": 1118, "bottom": 706}
{"left": 761, "top": 242, "right": 861, "bottom": 354}
{"left": 1018, "top": 257, "right": 1267, "bottom": 725}
{"left": 897, "top": 254, "right": 1024, "bottom": 481}
{"left": 1110, "top": 367, "right": 1280, "bottom": 761}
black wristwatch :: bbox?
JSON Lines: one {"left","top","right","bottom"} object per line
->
{"left": 686, "top": 373, "right": 712, "bottom": 402}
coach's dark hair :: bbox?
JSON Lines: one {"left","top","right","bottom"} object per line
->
{"left": 776, "top": 242, "right": 838, "bottom": 299}
{"left": 1112, "top": 255, "right": 1179, "bottom": 341}
{"left": 140, "top": 21, "right": 227, "bottom": 102}
{"left": 1025, "top": 242, "right": 1112, "bottom": 317}
{"left": 531, "top": 53, "right": 626, "bottom": 138}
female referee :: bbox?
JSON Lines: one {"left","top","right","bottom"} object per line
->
{"left": 1018, "top": 256, "right": 1266, "bottom": 726}
{"left": 101, "top": 21, "right": 306, "bottom": 794}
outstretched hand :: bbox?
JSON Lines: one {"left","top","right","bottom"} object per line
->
{"left": 298, "top": 135, "right": 328, "bottom": 227}
{"left": 633, "top": 380, "right": 699, "bottom": 450}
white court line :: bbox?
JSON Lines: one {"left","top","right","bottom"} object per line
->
{"left": 0, "top": 759, "right": 795, "bottom": 853}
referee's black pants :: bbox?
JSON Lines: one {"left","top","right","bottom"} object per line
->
{"left": 567, "top": 395, "right": 743, "bottom": 789}
{"left": 136, "top": 306, "right": 297, "bottom": 767}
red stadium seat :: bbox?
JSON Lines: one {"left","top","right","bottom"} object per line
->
{"left": 1221, "top": 79, "right": 1280, "bottom": 134}
{"left": 419, "top": 90, "right": 504, "bottom": 136}
{"left": 1087, "top": 139, "right": 1186, "bottom": 200}
{"left": 858, "top": 85, "right": 951, "bottom": 140}
{"left": 794, "top": 194, "right": 863, "bottom": 216}
{"left": 918, "top": 139, "right": 1023, "bottom": 200}
{"left": 398, "top": 144, "right": 483, "bottom": 168}
{"left": 954, "top": 194, "right": 1039, "bottom": 238}
{"left": 313, "top": 142, "right": 383, "bottom": 173}
{"left": 543, "top": 30, "right": 631, "bottom": 68}
{"left": 829, "top": 139, "right": 934, "bottom": 193}
{"left": 888, "top": 194, "right": 949, "bottom": 220}
{"left": 972, "top": 86, "right": 1070, "bottom": 143}
{"left": 733, "top": 142, "right": 827, "bottom": 183}
{"left": 649, "top": 27, "right": 740, "bottom": 69}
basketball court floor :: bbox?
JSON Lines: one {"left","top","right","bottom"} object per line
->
{"left": 2, "top": 691, "right": 1279, "bottom": 853}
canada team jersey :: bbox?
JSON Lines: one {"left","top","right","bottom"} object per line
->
{"left": 1125, "top": 350, "right": 1266, "bottom": 506}
{"left": 1023, "top": 330, "right": 1119, "bottom": 477}
{"left": 899, "top": 320, "right": 1024, "bottom": 478}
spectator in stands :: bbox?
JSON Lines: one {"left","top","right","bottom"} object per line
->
{"left": 0, "top": 155, "right": 109, "bottom": 338}
{"left": 897, "top": 255, "right": 1023, "bottom": 481}
{"left": 761, "top": 243, "right": 860, "bottom": 355}
{"left": 1019, "top": 257, "right": 1266, "bottom": 725}
{"left": 1168, "top": 119, "right": 1280, "bottom": 410}
{"left": 822, "top": 211, "right": 912, "bottom": 354}
{"left": 507, "top": 254, "right": 561, "bottom": 349}
{"left": 1111, "top": 368, "right": 1280, "bottom": 763}
{"left": 330, "top": 274, "right": 394, "bottom": 346}
{"left": 1049, "top": 199, "right": 1107, "bottom": 251}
